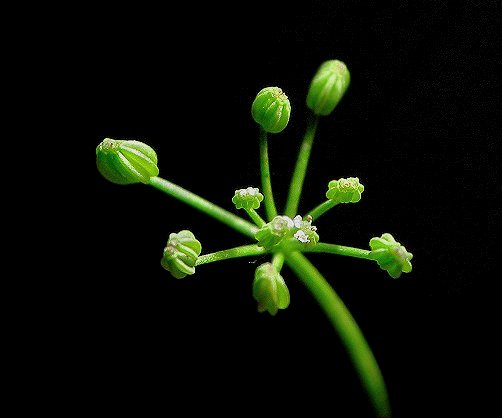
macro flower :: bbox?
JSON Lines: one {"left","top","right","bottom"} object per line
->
{"left": 369, "top": 233, "right": 413, "bottom": 278}
{"left": 326, "top": 177, "right": 364, "bottom": 204}
{"left": 161, "top": 230, "right": 202, "bottom": 279}
{"left": 306, "top": 59, "right": 351, "bottom": 116}
{"left": 96, "top": 138, "right": 159, "bottom": 185}
{"left": 252, "top": 262, "right": 290, "bottom": 315}
{"left": 232, "top": 187, "right": 264, "bottom": 210}
{"left": 251, "top": 86, "right": 291, "bottom": 133}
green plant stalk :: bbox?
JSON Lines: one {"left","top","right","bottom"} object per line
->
{"left": 245, "top": 208, "right": 266, "bottom": 228}
{"left": 195, "top": 244, "right": 267, "bottom": 266}
{"left": 272, "top": 252, "right": 285, "bottom": 271}
{"left": 284, "top": 251, "right": 391, "bottom": 418}
{"left": 284, "top": 114, "right": 320, "bottom": 217}
{"left": 307, "top": 199, "right": 338, "bottom": 221}
{"left": 148, "top": 177, "right": 258, "bottom": 238}
{"left": 304, "top": 242, "right": 372, "bottom": 260}
{"left": 259, "top": 128, "right": 278, "bottom": 221}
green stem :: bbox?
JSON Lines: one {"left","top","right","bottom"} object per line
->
{"left": 259, "top": 128, "right": 278, "bottom": 221}
{"left": 246, "top": 208, "right": 266, "bottom": 228}
{"left": 148, "top": 177, "right": 258, "bottom": 238}
{"left": 195, "top": 244, "right": 266, "bottom": 266}
{"left": 284, "top": 252, "right": 391, "bottom": 418}
{"left": 271, "top": 252, "right": 285, "bottom": 271}
{"left": 304, "top": 242, "right": 373, "bottom": 260}
{"left": 284, "top": 114, "right": 320, "bottom": 217}
{"left": 307, "top": 199, "right": 338, "bottom": 221}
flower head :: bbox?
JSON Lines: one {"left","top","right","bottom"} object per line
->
{"left": 251, "top": 86, "right": 291, "bottom": 133}
{"left": 161, "top": 230, "right": 202, "bottom": 279}
{"left": 252, "top": 262, "right": 290, "bottom": 315}
{"left": 255, "top": 215, "right": 319, "bottom": 249}
{"left": 369, "top": 233, "right": 413, "bottom": 279}
{"left": 306, "top": 59, "right": 351, "bottom": 116}
{"left": 232, "top": 187, "right": 264, "bottom": 210}
{"left": 326, "top": 177, "right": 364, "bottom": 204}
{"left": 96, "top": 138, "right": 159, "bottom": 185}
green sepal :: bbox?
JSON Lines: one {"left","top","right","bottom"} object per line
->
{"left": 253, "top": 262, "right": 290, "bottom": 316}
{"left": 306, "top": 59, "right": 351, "bottom": 116}
{"left": 96, "top": 138, "right": 159, "bottom": 185}
{"left": 161, "top": 230, "right": 202, "bottom": 279}
{"left": 251, "top": 86, "right": 291, "bottom": 133}
{"left": 369, "top": 233, "right": 413, "bottom": 279}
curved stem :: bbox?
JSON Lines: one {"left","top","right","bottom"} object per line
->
{"left": 284, "top": 252, "right": 391, "bottom": 418}
{"left": 259, "top": 128, "right": 278, "bottom": 221}
{"left": 148, "top": 177, "right": 258, "bottom": 238}
{"left": 195, "top": 244, "right": 267, "bottom": 266}
{"left": 304, "top": 242, "right": 372, "bottom": 260}
{"left": 307, "top": 199, "right": 338, "bottom": 221}
{"left": 284, "top": 114, "right": 320, "bottom": 217}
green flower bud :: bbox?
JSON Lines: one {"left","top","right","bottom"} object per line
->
{"left": 326, "top": 177, "right": 364, "bottom": 204}
{"left": 232, "top": 187, "right": 264, "bottom": 210}
{"left": 306, "top": 59, "right": 351, "bottom": 116}
{"left": 96, "top": 138, "right": 159, "bottom": 185}
{"left": 251, "top": 86, "right": 291, "bottom": 133}
{"left": 161, "top": 230, "right": 202, "bottom": 279}
{"left": 369, "top": 233, "right": 413, "bottom": 279}
{"left": 255, "top": 215, "right": 294, "bottom": 250}
{"left": 252, "top": 262, "right": 290, "bottom": 316}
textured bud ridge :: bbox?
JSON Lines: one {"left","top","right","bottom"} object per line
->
{"left": 161, "top": 230, "right": 202, "bottom": 279}
{"left": 96, "top": 138, "right": 159, "bottom": 185}
{"left": 306, "top": 59, "right": 351, "bottom": 116}
{"left": 251, "top": 86, "right": 291, "bottom": 133}
{"left": 369, "top": 233, "right": 413, "bottom": 279}
{"left": 326, "top": 177, "right": 364, "bottom": 203}
{"left": 232, "top": 187, "right": 264, "bottom": 210}
{"left": 253, "top": 262, "right": 290, "bottom": 315}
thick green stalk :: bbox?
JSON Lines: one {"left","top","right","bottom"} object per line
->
{"left": 195, "top": 244, "right": 266, "bottom": 266}
{"left": 284, "top": 114, "right": 320, "bottom": 217}
{"left": 259, "top": 128, "right": 278, "bottom": 220}
{"left": 304, "top": 242, "right": 372, "bottom": 260}
{"left": 284, "top": 252, "right": 391, "bottom": 418}
{"left": 307, "top": 199, "right": 338, "bottom": 221}
{"left": 148, "top": 177, "right": 258, "bottom": 238}
{"left": 246, "top": 208, "right": 266, "bottom": 228}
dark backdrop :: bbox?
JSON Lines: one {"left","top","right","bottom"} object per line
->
{"left": 64, "top": 1, "right": 500, "bottom": 417}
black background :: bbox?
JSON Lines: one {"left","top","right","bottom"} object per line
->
{"left": 52, "top": 1, "right": 500, "bottom": 417}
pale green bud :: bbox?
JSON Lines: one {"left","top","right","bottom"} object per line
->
{"left": 306, "top": 59, "right": 351, "bottom": 116}
{"left": 251, "top": 86, "right": 291, "bottom": 133}
{"left": 369, "top": 233, "right": 413, "bottom": 279}
{"left": 96, "top": 138, "right": 159, "bottom": 185}
{"left": 161, "top": 230, "right": 202, "bottom": 279}
{"left": 252, "top": 262, "right": 290, "bottom": 316}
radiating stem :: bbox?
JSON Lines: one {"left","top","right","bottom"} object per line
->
{"left": 195, "top": 244, "right": 266, "bottom": 266}
{"left": 304, "top": 242, "right": 373, "bottom": 260}
{"left": 284, "top": 114, "right": 320, "bottom": 217}
{"left": 271, "top": 252, "right": 285, "bottom": 271}
{"left": 307, "top": 199, "right": 338, "bottom": 221}
{"left": 148, "top": 177, "right": 258, "bottom": 238}
{"left": 284, "top": 252, "right": 391, "bottom": 418}
{"left": 259, "top": 128, "right": 278, "bottom": 221}
{"left": 245, "top": 208, "right": 266, "bottom": 228}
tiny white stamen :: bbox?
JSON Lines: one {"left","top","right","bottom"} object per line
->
{"left": 294, "top": 230, "right": 310, "bottom": 243}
